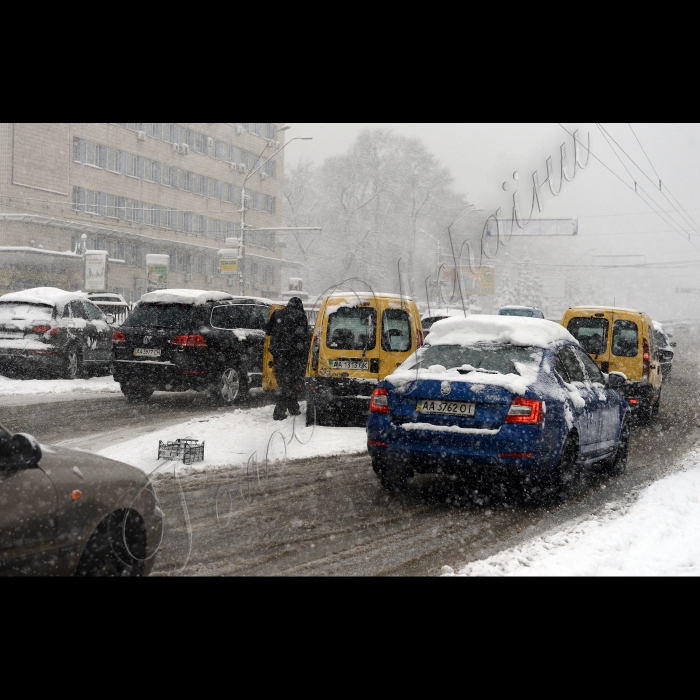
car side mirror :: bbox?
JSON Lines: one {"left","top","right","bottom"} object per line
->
{"left": 607, "top": 371, "right": 627, "bottom": 389}
{"left": 104, "top": 314, "right": 115, "bottom": 324}
{"left": 9, "top": 433, "right": 42, "bottom": 468}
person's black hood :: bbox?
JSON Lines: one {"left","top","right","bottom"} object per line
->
{"left": 287, "top": 297, "right": 304, "bottom": 311}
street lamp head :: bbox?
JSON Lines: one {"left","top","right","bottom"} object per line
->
{"left": 299, "top": 137, "right": 313, "bottom": 140}
{"left": 277, "top": 125, "right": 291, "bottom": 132}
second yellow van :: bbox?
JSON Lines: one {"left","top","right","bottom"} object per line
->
{"left": 560, "top": 306, "right": 662, "bottom": 422}
{"left": 306, "top": 292, "right": 423, "bottom": 425}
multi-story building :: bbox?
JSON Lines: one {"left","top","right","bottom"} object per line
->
{"left": 0, "top": 123, "right": 299, "bottom": 301}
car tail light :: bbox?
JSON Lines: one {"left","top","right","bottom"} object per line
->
{"left": 368, "top": 439, "right": 389, "bottom": 447}
{"left": 32, "top": 325, "right": 58, "bottom": 336}
{"left": 112, "top": 330, "right": 126, "bottom": 343}
{"left": 642, "top": 338, "right": 650, "bottom": 378}
{"left": 505, "top": 397, "right": 544, "bottom": 424}
{"left": 417, "top": 328, "right": 424, "bottom": 348}
{"left": 172, "top": 334, "right": 208, "bottom": 348}
{"left": 369, "top": 387, "right": 389, "bottom": 414}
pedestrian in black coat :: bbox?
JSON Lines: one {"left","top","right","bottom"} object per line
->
{"left": 266, "top": 297, "right": 310, "bottom": 420}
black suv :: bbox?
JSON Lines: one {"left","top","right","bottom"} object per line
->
{"left": 112, "top": 291, "right": 272, "bottom": 404}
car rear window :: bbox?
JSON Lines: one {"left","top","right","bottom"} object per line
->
{"left": 126, "top": 303, "right": 203, "bottom": 329}
{"left": 211, "top": 304, "right": 268, "bottom": 330}
{"left": 326, "top": 306, "right": 377, "bottom": 351}
{"left": 407, "top": 344, "right": 541, "bottom": 375}
{"left": 567, "top": 317, "right": 609, "bottom": 355}
{"left": 0, "top": 302, "right": 53, "bottom": 321}
{"left": 612, "top": 320, "right": 638, "bottom": 357}
{"left": 499, "top": 309, "right": 535, "bottom": 317}
{"left": 381, "top": 309, "right": 411, "bottom": 352}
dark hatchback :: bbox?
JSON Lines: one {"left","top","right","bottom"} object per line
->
{"left": 112, "top": 289, "right": 272, "bottom": 404}
{"left": 0, "top": 287, "right": 114, "bottom": 379}
{"left": 1, "top": 422, "right": 162, "bottom": 576}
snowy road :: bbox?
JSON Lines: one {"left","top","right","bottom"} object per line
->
{"left": 149, "top": 356, "right": 700, "bottom": 576}
{"left": 2, "top": 355, "right": 699, "bottom": 576}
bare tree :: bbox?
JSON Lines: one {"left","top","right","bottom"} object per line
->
{"left": 283, "top": 129, "right": 471, "bottom": 297}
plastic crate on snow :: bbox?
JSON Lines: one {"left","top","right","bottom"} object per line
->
{"left": 157, "top": 438, "right": 205, "bottom": 464}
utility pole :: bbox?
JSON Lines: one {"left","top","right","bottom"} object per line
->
{"left": 239, "top": 129, "right": 312, "bottom": 295}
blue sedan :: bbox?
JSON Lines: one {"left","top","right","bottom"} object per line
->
{"left": 366, "top": 316, "right": 630, "bottom": 497}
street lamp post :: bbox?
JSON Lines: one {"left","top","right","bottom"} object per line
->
{"left": 238, "top": 130, "right": 312, "bottom": 294}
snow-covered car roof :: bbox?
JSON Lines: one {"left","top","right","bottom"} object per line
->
{"left": 421, "top": 308, "right": 467, "bottom": 320}
{"left": 0, "top": 287, "right": 84, "bottom": 308}
{"left": 425, "top": 315, "right": 576, "bottom": 349}
{"left": 87, "top": 292, "right": 127, "bottom": 302}
{"left": 499, "top": 305, "right": 542, "bottom": 310}
{"left": 568, "top": 305, "right": 643, "bottom": 314}
{"left": 325, "top": 292, "right": 413, "bottom": 302}
{"left": 138, "top": 289, "right": 235, "bottom": 305}
{"left": 226, "top": 295, "right": 277, "bottom": 305}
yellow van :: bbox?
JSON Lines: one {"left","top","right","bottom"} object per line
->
{"left": 306, "top": 292, "right": 423, "bottom": 425}
{"left": 560, "top": 306, "right": 662, "bottom": 422}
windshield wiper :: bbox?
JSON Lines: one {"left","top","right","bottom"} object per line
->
{"left": 456, "top": 367, "right": 499, "bottom": 375}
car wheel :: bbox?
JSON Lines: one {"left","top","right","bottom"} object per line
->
{"left": 372, "top": 455, "right": 413, "bottom": 492}
{"left": 62, "top": 347, "right": 82, "bottom": 380}
{"left": 210, "top": 366, "right": 248, "bottom": 406}
{"left": 553, "top": 433, "right": 579, "bottom": 496}
{"left": 603, "top": 416, "right": 630, "bottom": 477}
{"left": 75, "top": 510, "right": 147, "bottom": 577}
{"left": 121, "top": 381, "right": 153, "bottom": 403}
{"left": 652, "top": 391, "right": 662, "bottom": 417}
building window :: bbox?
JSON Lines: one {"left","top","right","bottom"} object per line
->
{"left": 126, "top": 154, "right": 138, "bottom": 178}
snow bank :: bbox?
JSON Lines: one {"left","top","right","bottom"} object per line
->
{"left": 0, "top": 375, "right": 121, "bottom": 397}
{"left": 138, "top": 289, "right": 234, "bottom": 305}
{"left": 444, "top": 446, "right": 700, "bottom": 576}
{"left": 97, "top": 402, "right": 367, "bottom": 474}
{"left": 425, "top": 315, "right": 575, "bottom": 348}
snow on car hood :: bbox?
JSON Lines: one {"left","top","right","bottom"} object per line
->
{"left": 138, "top": 289, "right": 234, "bottom": 305}
{"left": 424, "top": 315, "right": 575, "bottom": 348}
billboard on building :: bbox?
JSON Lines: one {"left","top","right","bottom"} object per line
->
{"left": 438, "top": 265, "right": 495, "bottom": 298}
{"left": 486, "top": 218, "right": 578, "bottom": 236}
{"left": 146, "top": 254, "right": 169, "bottom": 292}
{"left": 84, "top": 250, "right": 108, "bottom": 292}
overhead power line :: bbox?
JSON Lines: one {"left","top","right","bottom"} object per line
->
{"left": 597, "top": 123, "right": 700, "bottom": 236}
{"left": 627, "top": 122, "right": 700, "bottom": 235}
{"left": 557, "top": 123, "right": 700, "bottom": 251}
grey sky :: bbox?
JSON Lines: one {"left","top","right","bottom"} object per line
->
{"left": 285, "top": 123, "right": 700, "bottom": 246}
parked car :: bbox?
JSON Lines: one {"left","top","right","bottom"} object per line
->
{"left": 421, "top": 307, "right": 467, "bottom": 334}
{"left": 498, "top": 305, "right": 545, "bottom": 319}
{"left": 306, "top": 292, "right": 424, "bottom": 425}
{"left": 0, "top": 422, "right": 162, "bottom": 576}
{"left": 87, "top": 292, "right": 131, "bottom": 327}
{"left": 366, "top": 315, "right": 630, "bottom": 497}
{"left": 0, "top": 287, "right": 114, "bottom": 379}
{"left": 561, "top": 306, "right": 662, "bottom": 423}
{"left": 653, "top": 321, "right": 675, "bottom": 381}
{"left": 112, "top": 289, "right": 272, "bottom": 404}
